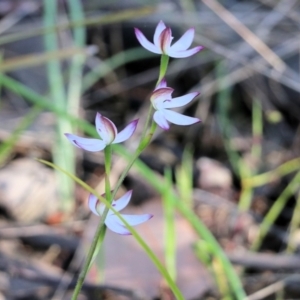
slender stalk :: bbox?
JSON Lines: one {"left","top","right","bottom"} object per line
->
{"left": 72, "top": 52, "right": 167, "bottom": 298}
{"left": 137, "top": 105, "right": 154, "bottom": 153}
{"left": 112, "top": 53, "right": 166, "bottom": 198}
{"left": 71, "top": 146, "right": 112, "bottom": 299}
{"left": 104, "top": 145, "right": 112, "bottom": 199}
{"left": 112, "top": 121, "right": 157, "bottom": 200}
{"left": 71, "top": 213, "right": 106, "bottom": 299}
{"left": 137, "top": 55, "right": 168, "bottom": 151}
{"left": 158, "top": 54, "right": 169, "bottom": 83}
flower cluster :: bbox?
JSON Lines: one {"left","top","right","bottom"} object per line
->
{"left": 65, "top": 21, "right": 202, "bottom": 234}
{"left": 135, "top": 21, "right": 202, "bottom": 130}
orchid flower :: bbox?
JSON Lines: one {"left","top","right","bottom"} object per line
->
{"left": 134, "top": 20, "right": 203, "bottom": 58}
{"left": 65, "top": 113, "right": 138, "bottom": 152}
{"left": 88, "top": 191, "right": 153, "bottom": 235}
{"left": 151, "top": 79, "right": 200, "bottom": 130}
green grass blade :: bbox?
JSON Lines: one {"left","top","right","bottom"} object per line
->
{"left": 252, "top": 170, "right": 300, "bottom": 251}
{"left": 66, "top": 0, "right": 85, "bottom": 120}
{"left": 216, "top": 61, "right": 241, "bottom": 176}
{"left": 286, "top": 190, "right": 300, "bottom": 253}
{"left": 44, "top": 0, "right": 75, "bottom": 212}
{"left": 175, "top": 145, "right": 193, "bottom": 209}
{"left": 162, "top": 168, "right": 177, "bottom": 281}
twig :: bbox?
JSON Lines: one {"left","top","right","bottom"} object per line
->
{"left": 245, "top": 274, "right": 300, "bottom": 300}
{"left": 201, "top": 0, "right": 286, "bottom": 72}
{"left": 228, "top": 252, "right": 300, "bottom": 271}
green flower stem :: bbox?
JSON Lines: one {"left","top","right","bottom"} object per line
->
{"left": 71, "top": 207, "right": 107, "bottom": 300}
{"left": 158, "top": 54, "right": 169, "bottom": 83}
{"left": 104, "top": 145, "right": 112, "bottom": 200}
{"left": 251, "top": 170, "right": 300, "bottom": 251}
{"left": 112, "top": 121, "right": 157, "bottom": 200}
{"left": 138, "top": 54, "right": 168, "bottom": 148}
{"left": 243, "top": 157, "right": 300, "bottom": 188}
{"left": 112, "top": 52, "right": 165, "bottom": 198}
{"left": 71, "top": 146, "right": 113, "bottom": 300}
{"left": 138, "top": 105, "right": 154, "bottom": 151}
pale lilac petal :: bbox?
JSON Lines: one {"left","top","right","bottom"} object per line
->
{"left": 150, "top": 87, "right": 173, "bottom": 108}
{"left": 159, "top": 28, "right": 172, "bottom": 54}
{"left": 111, "top": 190, "right": 132, "bottom": 212}
{"left": 156, "top": 99, "right": 171, "bottom": 110}
{"left": 113, "top": 119, "right": 138, "bottom": 144}
{"left": 155, "top": 78, "right": 167, "bottom": 90}
{"left": 88, "top": 194, "right": 100, "bottom": 216}
{"left": 168, "top": 46, "right": 203, "bottom": 58}
{"left": 171, "top": 28, "right": 195, "bottom": 51}
{"left": 95, "top": 113, "right": 117, "bottom": 144}
{"left": 163, "top": 109, "right": 200, "bottom": 125}
{"left": 117, "top": 214, "right": 153, "bottom": 226}
{"left": 105, "top": 216, "right": 131, "bottom": 235}
{"left": 162, "top": 92, "right": 199, "bottom": 109}
{"left": 154, "top": 20, "right": 166, "bottom": 47}
{"left": 153, "top": 110, "right": 170, "bottom": 130}
{"left": 65, "top": 133, "right": 106, "bottom": 152}
{"left": 134, "top": 28, "right": 161, "bottom": 54}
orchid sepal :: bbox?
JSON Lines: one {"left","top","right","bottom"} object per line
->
{"left": 65, "top": 113, "right": 138, "bottom": 152}
{"left": 150, "top": 80, "right": 200, "bottom": 130}
{"left": 88, "top": 191, "right": 153, "bottom": 235}
{"left": 135, "top": 20, "right": 203, "bottom": 58}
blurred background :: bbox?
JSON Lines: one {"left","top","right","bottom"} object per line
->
{"left": 0, "top": 0, "right": 300, "bottom": 299}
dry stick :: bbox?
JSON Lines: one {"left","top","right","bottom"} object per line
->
{"left": 245, "top": 274, "right": 300, "bottom": 300}
{"left": 193, "top": 33, "right": 299, "bottom": 120}
{"left": 228, "top": 252, "right": 300, "bottom": 271}
{"left": 0, "top": 251, "right": 143, "bottom": 299}
{"left": 255, "top": 0, "right": 298, "bottom": 37}
{"left": 258, "top": 0, "right": 300, "bottom": 23}
{"left": 193, "top": 34, "right": 300, "bottom": 92}
{"left": 0, "top": 6, "right": 155, "bottom": 46}
{"left": 229, "top": 0, "right": 298, "bottom": 71}
{"left": 193, "top": 31, "right": 299, "bottom": 88}
{"left": 0, "top": 2, "right": 41, "bottom": 35}
{"left": 0, "top": 47, "right": 95, "bottom": 72}
{"left": 245, "top": 280, "right": 285, "bottom": 300}
{"left": 201, "top": 0, "right": 286, "bottom": 73}
{"left": 0, "top": 221, "right": 85, "bottom": 238}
